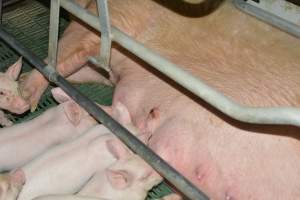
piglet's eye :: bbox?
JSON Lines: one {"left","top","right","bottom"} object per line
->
{"left": 0, "top": 91, "right": 4, "bottom": 95}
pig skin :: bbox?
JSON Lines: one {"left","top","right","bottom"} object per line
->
{"left": 19, "top": 0, "right": 300, "bottom": 199}
{"left": 106, "top": 1, "right": 300, "bottom": 199}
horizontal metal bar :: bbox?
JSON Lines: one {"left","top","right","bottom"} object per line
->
{"left": 60, "top": 0, "right": 300, "bottom": 127}
{"left": 2, "top": 0, "right": 24, "bottom": 7}
{"left": 0, "top": 25, "right": 209, "bottom": 200}
{"left": 233, "top": 0, "right": 300, "bottom": 39}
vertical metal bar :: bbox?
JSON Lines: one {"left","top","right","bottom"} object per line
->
{"left": 48, "top": 0, "right": 60, "bottom": 68}
{"left": 96, "top": 0, "right": 112, "bottom": 71}
{"left": 0, "top": 0, "right": 3, "bottom": 24}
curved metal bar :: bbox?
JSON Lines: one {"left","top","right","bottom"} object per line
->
{"left": 61, "top": 0, "right": 300, "bottom": 127}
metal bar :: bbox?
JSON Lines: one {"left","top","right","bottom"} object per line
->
{"left": 60, "top": 0, "right": 300, "bottom": 127}
{"left": 0, "top": 25, "right": 209, "bottom": 200}
{"left": 96, "top": 0, "right": 112, "bottom": 71}
{"left": 233, "top": 0, "right": 300, "bottom": 39}
{"left": 48, "top": 0, "right": 60, "bottom": 68}
{"left": 0, "top": 0, "right": 3, "bottom": 24}
{"left": 2, "top": 0, "right": 24, "bottom": 7}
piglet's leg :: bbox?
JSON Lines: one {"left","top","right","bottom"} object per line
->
{"left": 0, "top": 110, "right": 13, "bottom": 127}
{"left": 20, "top": 46, "right": 95, "bottom": 112}
{"left": 20, "top": 15, "right": 100, "bottom": 112}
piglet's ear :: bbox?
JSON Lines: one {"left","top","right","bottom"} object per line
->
{"left": 106, "top": 138, "right": 130, "bottom": 160}
{"left": 6, "top": 57, "right": 22, "bottom": 80}
{"left": 112, "top": 102, "right": 132, "bottom": 126}
{"left": 106, "top": 168, "right": 132, "bottom": 190}
{"left": 63, "top": 101, "right": 82, "bottom": 126}
{"left": 9, "top": 169, "right": 25, "bottom": 186}
{"left": 51, "top": 87, "right": 72, "bottom": 103}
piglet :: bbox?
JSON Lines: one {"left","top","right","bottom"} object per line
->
{"left": 77, "top": 139, "right": 163, "bottom": 200}
{"left": 0, "top": 58, "right": 29, "bottom": 127}
{"left": 16, "top": 125, "right": 114, "bottom": 200}
{"left": 32, "top": 139, "right": 168, "bottom": 200}
{"left": 9, "top": 101, "right": 137, "bottom": 200}
{"left": 0, "top": 87, "right": 97, "bottom": 172}
{"left": 32, "top": 151, "right": 163, "bottom": 200}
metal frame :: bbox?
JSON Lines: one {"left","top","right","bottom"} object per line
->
{"left": 96, "top": 0, "right": 112, "bottom": 71}
{"left": 1, "top": 0, "right": 300, "bottom": 199}
{"left": 48, "top": 0, "right": 60, "bottom": 68}
{"left": 234, "top": 0, "right": 300, "bottom": 38}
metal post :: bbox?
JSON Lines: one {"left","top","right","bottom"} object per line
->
{"left": 48, "top": 0, "right": 60, "bottom": 68}
{"left": 95, "top": 0, "right": 112, "bottom": 71}
{"left": 0, "top": 25, "right": 210, "bottom": 200}
{"left": 0, "top": 0, "right": 3, "bottom": 24}
{"left": 60, "top": 0, "right": 300, "bottom": 128}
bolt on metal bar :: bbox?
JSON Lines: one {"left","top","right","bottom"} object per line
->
{"left": 233, "top": 0, "right": 300, "bottom": 39}
{"left": 0, "top": 25, "right": 209, "bottom": 200}
{"left": 48, "top": 0, "right": 60, "bottom": 68}
{"left": 96, "top": 0, "right": 112, "bottom": 71}
{"left": 60, "top": 0, "right": 300, "bottom": 127}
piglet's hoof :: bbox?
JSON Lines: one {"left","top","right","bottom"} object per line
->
{"left": 0, "top": 169, "right": 25, "bottom": 200}
{"left": 0, "top": 110, "right": 13, "bottom": 127}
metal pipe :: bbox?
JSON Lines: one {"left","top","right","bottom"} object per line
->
{"left": 48, "top": 0, "right": 60, "bottom": 68}
{"left": 96, "top": 0, "right": 112, "bottom": 71}
{"left": 60, "top": 0, "right": 300, "bottom": 127}
{"left": 0, "top": 25, "right": 209, "bottom": 200}
{"left": 233, "top": 0, "right": 300, "bottom": 39}
{"left": 0, "top": 0, "right": 2, "bottom": 24}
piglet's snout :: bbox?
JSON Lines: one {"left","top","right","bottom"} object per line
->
{"left": 10, "top": 97, "right": 30, "bottom": 114}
